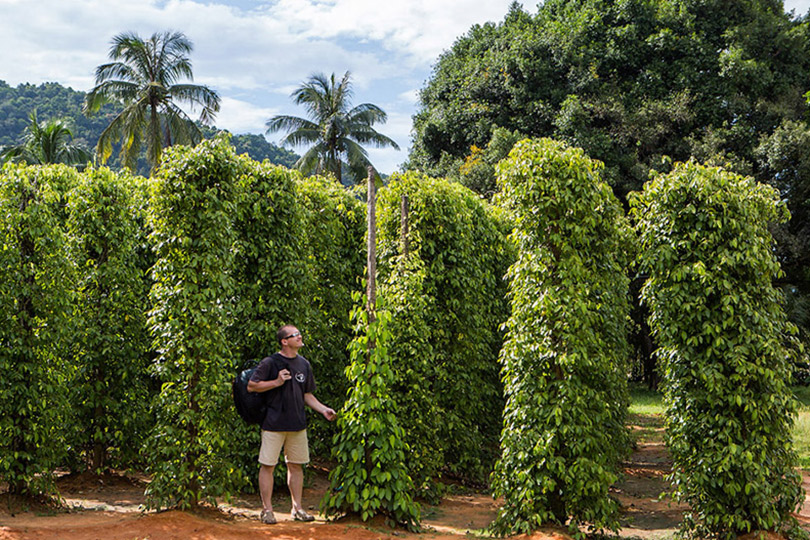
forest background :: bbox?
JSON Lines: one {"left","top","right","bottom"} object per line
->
{"left": 4, "top": 0, "right": 810, "bottom": 537}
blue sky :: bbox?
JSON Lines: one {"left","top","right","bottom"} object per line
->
{"left": 1, "top": 0, "right": 809, "bottom": 174}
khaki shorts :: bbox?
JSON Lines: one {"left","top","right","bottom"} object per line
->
{"left": 259, "top": 430, "right": 310, "bottom": 466}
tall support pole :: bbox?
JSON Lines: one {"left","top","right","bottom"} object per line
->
{"left": 364, "top": 166, "right": 377, "bottom": 473}
{"left": 400, "top": 192, "right": 410, "bottom": 257}
{"left": 366, "top": 166, "right": 377, "bottom": 326}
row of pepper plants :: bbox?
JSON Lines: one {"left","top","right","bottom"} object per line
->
{"left": 0, "top": 134, "right": 804, "bottom": 538}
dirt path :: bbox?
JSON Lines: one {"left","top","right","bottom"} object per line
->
{"left": 0, "top": 415, "right": 805, "bottom": 540}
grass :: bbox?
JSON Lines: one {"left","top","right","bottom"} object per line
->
{"left": 628, "top": 383, "right": 665, "bottom": 416}
{"left": 792, "top": 386, "right": 810, "bottom": 468}
{"left": 628, "top": 383, "right": 665, "bottom": 444}
{"left": 793, "top": 412, "right": 810, "bottom": 468}
{"left": 627, "top": 383, "right": 810, "bottom": 468}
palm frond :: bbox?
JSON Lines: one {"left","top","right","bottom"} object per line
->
{"left": 169, "top": 84, "right": 220, "bottom": 124}
{"left": 165, "top": 57, "right": 194, "bottom": 85}
{"left": 296, "top": 145, "right": 326, "bottom": 176}
{"left": 84, "top": 80, "right": 140, "bottom": 113}
{"left": 266, "top": 115, "right": 316, "bottom": 133}
{"left": 333, "top": 71, "right": 353, "bottom": 112}
{"left": 163, "top": 102, "right": 202, "bottom": 146}
{"left": 347, "top": 103, "right": 388, "bottom": 125}
{"left": 147, "top": 103, "right": 163, "bottom": 168}
{"left": 344, "top": 138, "right": 371, "bottom": 169}
{"left": 0, "top": 144, "right": 34, "bottom": 165}
{"left": 282, "top": 129, "right": 322, "bottom": 148}
{"left": 110, "top": 33, "right": 151, "bottom": 74}
{"left": 347, "top": 125, "right": 401, "bottom": 150}
{"left": 342, "top": 137, "right": 384, "bottom": 184}
{"left": 97, "top": 102, "right": 144, "bottom": 170}
{"left": 94, "top": 62, "right": 139, "bottom": 85}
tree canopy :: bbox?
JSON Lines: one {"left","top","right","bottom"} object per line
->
{"left": 409, "top": 0, "right": 810, "bottom": 350}
{"left": 0, "top": 111, "right": 90, "bottom": 166}
{"left": 267, "top": 71, "right": 399, "bottom": 184}
{"left": 84, "top": 30, "right": 221, "bottom": 173}
{"left": 410, "top": 0, "right": 810, "bottom": 199}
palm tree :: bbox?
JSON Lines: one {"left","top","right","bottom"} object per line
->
{"left": 84, "top": 30, "right": 220, "bottom": 173}
{"left": 266, "top": 71, "right": 399, "bottom": 184}
{"left": 0, "top": 110, "right": 91, "bottom": 166}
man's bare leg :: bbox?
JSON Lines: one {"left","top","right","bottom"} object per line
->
{"left": 258, "top": 464, "right": 276, "bottom": 521}
{"left": 287, "top": 462, "right": 304, "bottom": 512}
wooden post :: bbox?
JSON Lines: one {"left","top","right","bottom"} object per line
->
{"left": 400, "top": 193, "right": 410, "bottom": 257}
{"left": 364, "top": 167, "right": 378, "bottom": 473}
{"left": 366, "top": 166, "right": 377, "bottom": 325}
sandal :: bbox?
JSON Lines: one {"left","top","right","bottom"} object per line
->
{"left": 291, "top": 508, "right": 315, "bottom": 522}
{"left": 260, "top": 509, "right": 277, "bottom": 524}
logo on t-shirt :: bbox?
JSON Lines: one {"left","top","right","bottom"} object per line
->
{"left": 295, "top": 372, "right": 306, "bottom": 383}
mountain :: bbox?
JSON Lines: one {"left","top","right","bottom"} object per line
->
{"left": 0, "top": 80, "right": 299, "bottom": 174}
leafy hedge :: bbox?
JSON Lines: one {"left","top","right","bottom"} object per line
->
{"left": 64, "top": 167, "right": 152, "bottom": 472}
{"left": 490, "top": 138, "right": 632, "bottom": 536}
{"left": 375, "top": 171, "right": 512, "bottom": 491}
{"left": 631, "top": 161, "right": 805, "bottom": 539}
{"left": 226, "top": 158, "right": 365, "bottom": 482}
{"left": 0, "top": 142, "right": 366, "bottom": 503}
{"left": 294, "top": 175, "right": 366, "bottom": 451}
{"left": 0, "top": 164, "right": 77, "bottom": 495}
{"left": 224, "top": 157, "right": 310, "bottom": 485}
{"left": 144, "top": 137, "right": 241, "bottom": 508}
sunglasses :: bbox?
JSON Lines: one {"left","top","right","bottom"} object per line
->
{"left": 284, "top": 331, "right": 301, "bottom": 339}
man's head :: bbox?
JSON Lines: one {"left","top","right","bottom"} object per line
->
{"left": 277, "top": 324, "right": 303, "bottom": 349}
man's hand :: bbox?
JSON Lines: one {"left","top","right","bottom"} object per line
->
{"left": 304, "top": 393, "right": 337, "bottom": 420}
{"left": 276, "top": 369, "right": 291, "bottom": 385}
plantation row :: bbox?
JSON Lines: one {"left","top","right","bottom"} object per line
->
{"left": 0, "top": 135, "right": 507, "bottom": 505}
{"left": 0, "top": 135, "right": 803, "bottom": 538}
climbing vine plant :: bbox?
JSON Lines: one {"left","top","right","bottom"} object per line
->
{"left": 64, "top": 167, "right": 151, "bottom": 472}
{"left": 0, "top": 164, "right": 76, "bottom": 496}
{"left": 491, "top": 138, "right": 632, "bottom": 536}
{"left": 321, "top": 294, "right": 421, "bottom": 530}
{"left": 376, "top": 171, "right": 512, "bottom": 492}
{"left": 144, "top": 137, "right": 240, "bottom": 509}
{"left": 294, "top": 174, "right": 366, "bottom": 452}
{"left": 630, "top": 161, "right": 805, "bottom": 540}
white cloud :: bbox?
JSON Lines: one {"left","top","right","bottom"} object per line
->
{"left": 0, "top": 0, "right": 526, "bottom": 175}
{"left": 215, "top": 97, "right": 279, "bottom": 135}
{"left": 265, "top": 0, "right": 523, "bottom": 65}
{"left": 365, "top": 109, "right": 413, "bottom": 173}
{"left": 398, "top": 88, "right": 420, "bottom": 105}
{"left": 785, "top": 0, "right": 810, "bottom": 15}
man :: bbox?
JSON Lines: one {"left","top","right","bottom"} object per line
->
{"left": 247, "top": 324, "right": 336, "bottom": 524}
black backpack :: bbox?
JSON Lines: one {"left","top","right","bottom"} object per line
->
{"left": 232, "top": 362, "right": 268, "bottom": 425}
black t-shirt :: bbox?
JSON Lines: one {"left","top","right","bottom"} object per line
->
{"left": 250, "top": 352, "right": 316, "bottom": 432}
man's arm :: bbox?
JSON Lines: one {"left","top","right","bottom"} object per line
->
{"left": 247, "top": 369, "right": 290, "bottom": 393}
{"left": 304, "top": 393, "right": 337, "bottom": 421}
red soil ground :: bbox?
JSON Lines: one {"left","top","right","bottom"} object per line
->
{"left": 2, "top": 415, "right": 808, "bottom": 540}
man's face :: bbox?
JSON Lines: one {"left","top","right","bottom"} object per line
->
{"left": 283, "top": 327, "right": 303, "bottom": 348}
